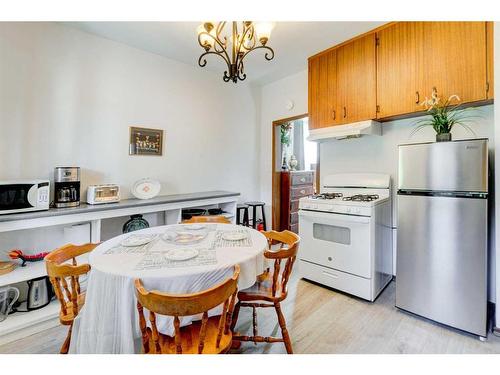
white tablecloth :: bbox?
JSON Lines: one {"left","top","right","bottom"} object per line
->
{"left": 69, "top": 224, "right": 267, "bottom": 354}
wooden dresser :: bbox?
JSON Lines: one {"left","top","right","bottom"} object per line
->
{"left": 280, "top": 171, "right": 315, "bottom": 233}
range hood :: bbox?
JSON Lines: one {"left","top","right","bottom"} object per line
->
{"left": 307, "top": 120, "right": 382, "bottom": 142}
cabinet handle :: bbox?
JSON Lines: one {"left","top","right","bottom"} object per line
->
{"left": 300, "top": 189, "right": 306, "bottom": 195}
{"left": 415, "top": 91, "right": 420, "bottom": 104}
{"left": 300, "top": 177, "right": 306, "bottom": 183}
{"left": 331, "top": 109, "right": 336, "bottom": 120}
{"left": 343, "top": 107, "right": 347, "bottom": 118}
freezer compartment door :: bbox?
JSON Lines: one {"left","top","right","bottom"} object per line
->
{"left": 396, "top": 194, "right": 487, "bottom": 337}
{"left": 398, "top": 139, "right": 488, "bottom": 193}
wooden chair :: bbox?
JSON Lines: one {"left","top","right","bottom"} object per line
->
{"left": 182, "top": 215, "right": 230, "bottom": 224}
{"left": 45, "top": 243, "right": 97, "bottom": 354}
{"left": 231, "top": 230, "right": 299, "bottom": 354}
{"left": 135, "top": 265, "right": 240, "bottom": 354}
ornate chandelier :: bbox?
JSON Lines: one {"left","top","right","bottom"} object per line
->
{"left": 197, "top": 21, "right": 275, "bottom": 83}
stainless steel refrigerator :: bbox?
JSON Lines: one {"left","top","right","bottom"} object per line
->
{"left": 396, "top": 138, "right": 488, "bottom": 338}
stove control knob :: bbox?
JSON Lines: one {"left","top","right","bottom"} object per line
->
{"left": 312, "top": 204, "right": 318, "bottom": 210}
{"left": 346, "top": 208, "right": 351, "bottom": 213}
{"left": 355, "top": 208, "right": 361, "bottom": 214}
{"left": 326, "top": 205, "right": 333, "bottom": 211}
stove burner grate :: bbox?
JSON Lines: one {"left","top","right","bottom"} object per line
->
{"left": 342, "top": 194, "right": 379, "bottom": 202}
{"left": 311, "top": 192, "right": 343, "bottom": 200}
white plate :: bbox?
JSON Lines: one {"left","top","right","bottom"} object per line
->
{"left": 131, "top": 178, "right": 161, "bottom": 200}
{"left": 121, "top": 234, "right": 156, "bottom": 247}
{"left": 162, "top": 231, "right": 207, "bottom": 245}
{"left": 165, "top": 248, "right": 199, "bottom": 261}
{"left": 221, "top": 232, "right": 248, "bottom": 241}
{"left": 184, "top": 224, "right": 206, "bottom": 230}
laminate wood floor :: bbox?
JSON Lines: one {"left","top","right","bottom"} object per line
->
{"left": 2, "top": 276, "right": 500, "bottom": 354}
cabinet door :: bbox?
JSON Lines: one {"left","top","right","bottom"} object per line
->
{"left": 337, "top": 33, "right": 377, "bottom": 123}
{"left": 308, "top": 57, "right": 320, "bottom": 129}
{"left": 417, "top": 22, "right": 487, "bottom": 105}
{"left": 308, "top": 51, "right": 338, "bottom": 129}
{"left": 376, "top": 22, "right": 419, "bottom": 118}
{"left": 487, "top": 22, "right": 494, "bottom": 100}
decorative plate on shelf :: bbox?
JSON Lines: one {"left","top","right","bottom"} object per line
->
{"left": 121, "top": 234, "right": 156, "bottom": 247}
{"left": 131, "top": 178, "right": 161, "bottom": 200}
{"left": 165, "top": 248, "right": 199, "bottom": 261}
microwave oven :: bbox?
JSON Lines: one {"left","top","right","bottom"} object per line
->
{"left": 0, "top": 180, "right": 50, "bottom": 215}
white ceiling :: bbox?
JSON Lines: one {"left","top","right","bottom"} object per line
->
{"left": 64, "top": 21, "right": 386, "bottom": 86}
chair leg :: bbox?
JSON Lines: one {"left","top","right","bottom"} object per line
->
{"left": 274, "top": 302, "right": 293, "bottom": 354}
{"left": 231, "top": 301, "right": 241, "bottom": 332}
{"left": 60, "top": 324, "right": 73, "bottom": 354}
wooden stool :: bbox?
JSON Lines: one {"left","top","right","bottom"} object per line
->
{"left": 236, "top": 204, "right": 249, "bottom": 226}
{"left": 244, "top": 201, "right": 266, "bottom": 230}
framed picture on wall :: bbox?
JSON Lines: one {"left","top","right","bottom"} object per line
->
{"left": 129, "top": 126, "right": 164, "bottom": 156}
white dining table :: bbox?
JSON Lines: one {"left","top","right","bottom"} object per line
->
{"left": 68, "top": 223, "right": 267, "bottom": 354}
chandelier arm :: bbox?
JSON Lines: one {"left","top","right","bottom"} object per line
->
{"left": 213, "top": 22, "right": 228, "bottom": 54}
{"left": 198, "top": 50, "right": 231, "bottom": 75}
{"left": 236, "top": 23, "right": 252, "bottom": 55}
{"left": 238, "top": 45, "right": 275, "bottom": 68}
{"left": 197, "top": 31, "right": 232, "bottom": 65}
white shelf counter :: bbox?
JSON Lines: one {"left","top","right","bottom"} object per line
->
{"left": 0, "top": 190, "right": 239, "bottom": 346}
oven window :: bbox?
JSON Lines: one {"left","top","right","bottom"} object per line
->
{"left": 313, "top": 223, "right": 351, "bottom": 245}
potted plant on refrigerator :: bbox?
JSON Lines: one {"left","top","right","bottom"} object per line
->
{"left": 411, "top": 88, "right": 478, "bottom": 142}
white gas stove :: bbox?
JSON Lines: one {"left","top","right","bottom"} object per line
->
{"left": 298, "top": 173, "right": 393, "bottom": 301}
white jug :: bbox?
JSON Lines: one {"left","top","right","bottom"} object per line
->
{"left": 0, "top": 286, "right": 20, "bottom": 322}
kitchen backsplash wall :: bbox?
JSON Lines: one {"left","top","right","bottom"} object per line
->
{"left": 320, "top": 105, "right": 494, "bottom": 228}
{"left": 0, "top": 22, "right": 260, "bottom": 202}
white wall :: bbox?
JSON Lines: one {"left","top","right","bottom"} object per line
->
{"left": 0, "top": 22, "right": 260, "bottom": 202}
{"left": 258, "top": 67, "right": 497, "bottom": 303}
{"left": 257, "top": 69, "right": 308, "bottom": 220}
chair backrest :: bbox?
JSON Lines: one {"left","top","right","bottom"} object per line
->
{"left": 45, "top": 243, "right": 96, "bottom": 319}
{"left": 262, "top": 230, "right": 300, "bottom": 299}
{"left": 182, "top": 215, "right": 230, "bottom": 224}
{"left": 135, "top": 265, "right": 240, "bottom": 354}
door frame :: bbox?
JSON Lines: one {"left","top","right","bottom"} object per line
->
{"left": 271, "top": 113, "right": 320, "bottom": 230}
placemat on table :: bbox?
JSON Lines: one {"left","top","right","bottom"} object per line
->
{"left": 103, "top": 235, "right": 159, "bottom": 255}
{"left": 213, "top": 228, "right": 253, "bottom": 248}
{"left": 133, "top": 248, "right": 217, "bottom": 270}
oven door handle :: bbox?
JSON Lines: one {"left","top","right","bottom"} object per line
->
{"left": 298, "top": 209, "right": 370, "bottom": 224}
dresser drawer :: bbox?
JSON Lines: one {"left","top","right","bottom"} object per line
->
{"left": 291, "top": 172, "right": 314, "bottom": 186}
{"left": 290, "top": 212, "right": 299, "bottom": 225}
{"left": 290, "top": 223, "right": 299, "bottom": 234}
{"left": 291, "top": 185, "right": 314, "bottom": 199}
{"left": 290, "top": 199, "right": 300, "bottom": 213}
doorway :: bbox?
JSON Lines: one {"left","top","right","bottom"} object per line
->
{"left": 272, "top": 114, "right": 319, "bottom": 231}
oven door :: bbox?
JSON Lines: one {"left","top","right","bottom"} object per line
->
{"left": 0, "top": 183, "right": 38, "bottom": 213}
{"left": 298, "top": 209, "right": 372, "bottom": 278}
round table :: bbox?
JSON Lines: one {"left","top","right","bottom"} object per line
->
{"left": 69, "top": 224, "right": 267, "bottom": 354}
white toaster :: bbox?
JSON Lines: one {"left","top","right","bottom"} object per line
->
{"left": 86, "top": 184, "right": 120, "bottom": 205}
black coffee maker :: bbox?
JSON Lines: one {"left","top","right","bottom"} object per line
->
{"left": 54, "top": 167, "right": 80, "bottom": 208}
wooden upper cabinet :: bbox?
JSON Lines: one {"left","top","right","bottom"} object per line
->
{"left": 308, "top": 57, "right": 320, "bottom": 130}
{"left": 487, "top": 22, "right": 494, "bottom": 100}
{"left": 308, "top": 50, "right": 339, "bottom": 129}
{"left": 376, "top": 22, "right": 419, "bottom": 118}
{"left": 417, "top": 22, "right": 487, "bottom": 105}
{"left": 337, "top": 33, "right": 377, "bottom": 123}
{"left": 308, "top": 21, "right": 492, "bottom": 128}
